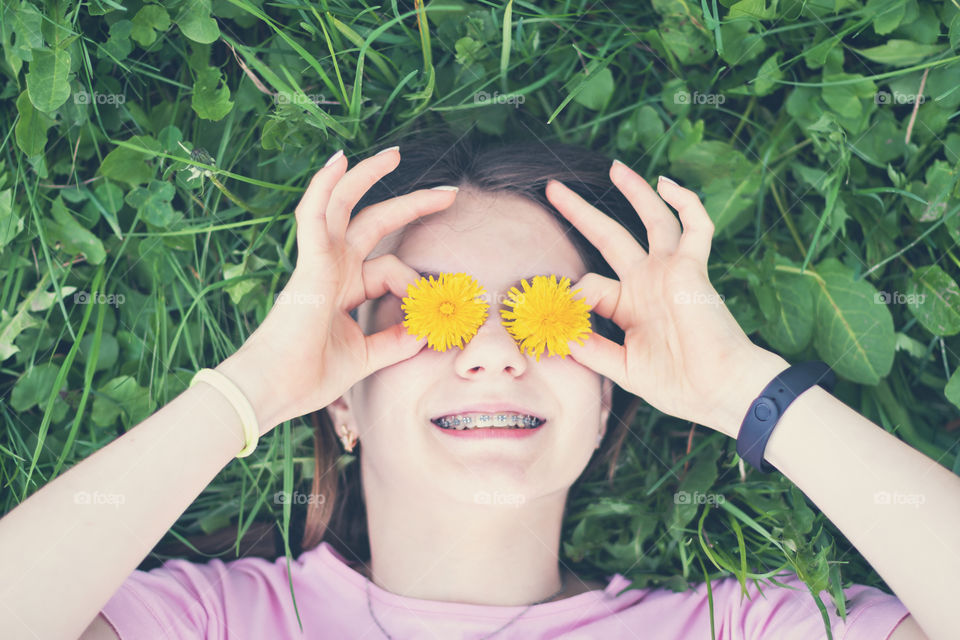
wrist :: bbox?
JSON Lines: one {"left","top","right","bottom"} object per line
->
{"left": 708, "top": 347, "right": 791, "bottom": 439}
{"left": 214, "top": 348, "right": 284, "bottom": 436}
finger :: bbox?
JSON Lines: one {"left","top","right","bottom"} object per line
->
{"left": 610, "top": 161, "right": 682, "bottom": 256}
{"left": 360, "top": 254, "right": 420, "bottom": 304}
{"left": 362, "top": 322, "right": 426, "bottom": 377}
{"left": 325, "top": 147, "right": 403, "bottom": 240}
{"left": 295, "top": 155, "right": 348, "bottom": 261}
{"left": 545, "top": 179, "right": 646, "bottom": 278}
{"left": 567, "top": 332, "right": 627, "bottom": 389}
{"left": 347, "top": 188, "right": 459, "bottom": 257}
{"left": 656, "top": 177, "right": 715, "bottom": 267}
{"left": 572, "top": 272, "right": 622, "bottom": 319}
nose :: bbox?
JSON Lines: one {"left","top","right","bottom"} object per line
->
{"left": 453, "top": 311, "right": 527, "bottom": 379}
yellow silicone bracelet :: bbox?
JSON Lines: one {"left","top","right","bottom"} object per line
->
{"left": 189, "top": 368, "right": 260, "bottom": 458}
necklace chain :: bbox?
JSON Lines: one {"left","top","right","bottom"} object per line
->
{"left": 365, "top": 572, "right": 566, "bottom": 640}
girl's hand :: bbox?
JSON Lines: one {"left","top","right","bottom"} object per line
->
{"left": 547, "top": 161, "right": 789, "bottom": 438}
{"left": 217, "top": 148, "right": 455, "bottom": 434}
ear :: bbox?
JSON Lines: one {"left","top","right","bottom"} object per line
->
{"left": 598, "top": 377, "right": 614, "bottom": 440}
{"left": 325, "top": 391, "right": 357, "bottom": 438}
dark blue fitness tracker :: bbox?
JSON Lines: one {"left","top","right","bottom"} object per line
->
{"left": 736, "top": 361, "right": 837, "bottom": 473}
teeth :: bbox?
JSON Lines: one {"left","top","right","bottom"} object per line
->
{"left": 433, "top": 412, "right": 543, "bottom": 430}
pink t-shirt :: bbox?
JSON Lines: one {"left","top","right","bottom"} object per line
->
{"left": 100, "top": 541, "right": 910, "bottom": 639}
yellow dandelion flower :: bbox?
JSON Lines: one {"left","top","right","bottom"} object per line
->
{"left": 500, "top": 275, "right": 593, "bottom": 361}
{"left": 402, "top": 273, "right": 489, "bottom": 352}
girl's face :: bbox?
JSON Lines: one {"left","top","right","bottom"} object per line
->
{"left": 343, "top": 187, "right": 612, "bottom": 504}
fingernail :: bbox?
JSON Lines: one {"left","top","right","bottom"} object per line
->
{"left": 323, "top": 149, "right": 343, "bottom": 168}
{"left": 375, "top": 145, "right": 400, "bottom": 156}
{"left": 430, "top": 185, "right": 459, "bottom": 191}
{"left": 612, "top": 158, "right": 626, "bottom": 168}
{"left": 658, "top": 175, "right": 678, "bottom": 186}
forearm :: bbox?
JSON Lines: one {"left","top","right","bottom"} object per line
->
{"left": 0, "top": 367, "right": 251, "bottom": 639}
{"left": 718, "top": 349, "right": 960, "bottom": 640}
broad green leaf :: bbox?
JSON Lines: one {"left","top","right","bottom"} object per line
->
{"left": 572, "top": 67, "right": 614, "bottom": 111}
{"left": 192, "top": 66, "right": 234, "bottom": 121}
{"left": 634, "top": 105, "right": 665, "bottom": 150}
{"left": 617, "top": 104, "right": 665, "bottom": 152}
{"left": 92, "top": 180, "right": 124, "bottom": 238}
{"left": 14, "top": 90, "right": 55, "bottom": 156}
{"left": 661, "top": 79, "right": 692, "bottom": 116}
{"left": 223, "top": 261, "right": 259, "bottom": 305}
{"left": 8, "top": 1, "right": 44, "bottom": 62}
{"left": 753, "top": 53, "right": 782, "bottom": 97}
{"left": 11, "top": 362, "right": 65, "bottom": 412}
{"left": 925, "top": 64, "right": 960, "bottom": 111}
{"left": 803, "top": 32, "right": 841, "bottom": 69}
{"left": 175, "top": 0, "right": 220, "bottom": 44}
{"left": 0, "top": 188, "right": 25, "bottom": 251}
{"left": 718, "top": 20, "right": 765, "bottom": 66}
{"left": 26, "top": 47, "right": 72, "bottom": 112}
{"left": 656, "top": 7, "right": 713, "bottom": 66}
{"left": 811, "top": 258, "right": 895, "bottom": 384}
{"left": 894, "top": 332, "right": 931, "bottom": 360}
{"left": 98, "top": 135, "right": 161, "bottom": 187}
{"left": 454, "top": 36, "right": 485, "bottom": 66}
{"left": 102, "top": 19, "right": 133, "bottom": 60}
{"left": 130, "top": 4, "right": 170, "bottom": 47}
{"left": 28, "top": 285, "right": 77, "bottom": 312}
{"left": 866, "top": 0, "right": 906, "bottom": 35}
{"left": 125, "top": 180, "right": 176, "bottom": 227}
{"left": 758, "top": 264, "right": 815, "bottom": 354}
{"left": 77, "top": 333, "right": 119, "bottom": 372}
{"left": 821, "top": 82, "right": 861, "bottom": 119}
{"left": 897, "top": 3, "right": 940, "bottom": 44}
{"left": 701, "top": 173, "right": 761, "bottom": 236}
{"left": 91, "top": 375, "right": 155, "bottom": 429}
{"left": 906, "top": 160, "right": 957, "bottom": 222}
{"left": 43, "top": 196, "right": 107, "bottom": 265}
{"left": 0, "top": 274, "right": 73, "bottom": 361}
{"left": 0, "top": 307, "right": 41, "bottom": 362}
{"left": 851, "top": 40, "right": 944, "bottom": 66}
{"left": 906, "top": 265, "right": 960, "bottom": 336}
{"left": 946, "top": 367, "right": 960, "bottom": 411}
{"left": 728, "top": 0, "right": 775, "bottom": 20}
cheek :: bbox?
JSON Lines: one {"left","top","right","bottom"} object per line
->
{"left": 547, "top": 360, "right": 604, "bottom": 413}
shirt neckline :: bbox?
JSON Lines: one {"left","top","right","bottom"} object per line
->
{"left": 310, "top": 541, "right": 632, "bottom": 616}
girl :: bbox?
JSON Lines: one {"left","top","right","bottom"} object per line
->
{"left": 1, "top": 131, "right": 949, "bottom": 639}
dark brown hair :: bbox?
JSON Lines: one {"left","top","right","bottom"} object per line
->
{"left": 301, "top": 125, "right": 649, "bottom": 567}
{"left": 140, "top": 124, "right": 650, "bottom": 571}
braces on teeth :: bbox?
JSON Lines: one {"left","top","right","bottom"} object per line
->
{"left": 434, "top": 414, "right": 543, "bottom": 429}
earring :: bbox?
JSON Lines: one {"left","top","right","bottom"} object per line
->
{"left": 338, "top": 424, "right": 358, "bottom": 453}
{"left": 595, "top": 432, "right": 603, "bottom": 449}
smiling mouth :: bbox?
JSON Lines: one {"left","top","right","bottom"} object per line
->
{"left": 431, "top": 412, "right": 545, "bottom": 430}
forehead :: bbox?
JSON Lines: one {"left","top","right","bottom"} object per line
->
{"left": 387, "top": 187, "right": 586, "bottom": 286}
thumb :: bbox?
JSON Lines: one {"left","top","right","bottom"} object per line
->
{"left": 567, "top": 331, "right": 628, "bottom": 390}
{"left": 362, "top": 322, "right": 426, "bottom": 377}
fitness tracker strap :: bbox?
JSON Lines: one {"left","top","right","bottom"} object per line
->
{"left": 736, "top": 361, "right": 837, "bottom": 473}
